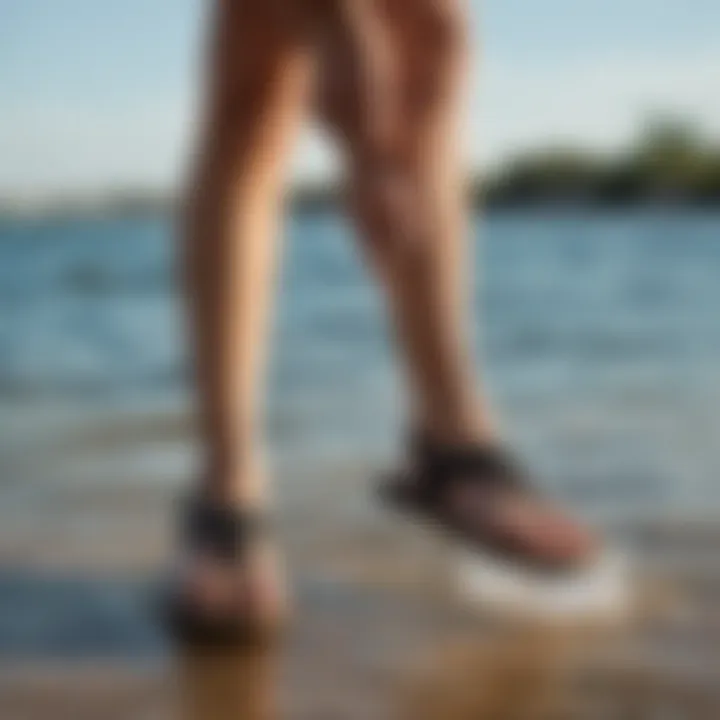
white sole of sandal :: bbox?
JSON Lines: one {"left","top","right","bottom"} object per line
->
{"left": 454, "top": 546, "right": 633, "bottom": 626}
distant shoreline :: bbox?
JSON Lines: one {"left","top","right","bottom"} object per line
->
{"left": 1, "top": 195, "right": 719, "bottom": 224}
{"left": 2, "top": 181, "right": 719, "bottom": 222}
{"left": 2, "top": 117, "right": 718, "bottom": 221}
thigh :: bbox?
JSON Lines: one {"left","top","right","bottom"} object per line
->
{"left": 197, "top": 0, "right": 313, "bottom": 156}
{"left": 387, "top": 0, "right": 468, "bottom": 158}
{"left": 314, "top": 0, "right": 402, "bottom": 165}
{"left": 315, "top": 0, "right": 467, "bottom": 166}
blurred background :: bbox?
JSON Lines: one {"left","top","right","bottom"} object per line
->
{"left": 1, "top": 1, "right": 719, "bottom": 718}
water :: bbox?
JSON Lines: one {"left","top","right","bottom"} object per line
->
{"left": 2, "top": 211, "right": 720, "bottom": 713}
{"left": 1, "top": 210, "right": 720, "bottom": 519}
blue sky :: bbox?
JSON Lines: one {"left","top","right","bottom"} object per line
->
{"left": 1, "top": 0, "right": 719, "bottom": 197}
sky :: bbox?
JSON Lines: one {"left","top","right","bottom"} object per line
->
{"left": 1, "top": 0, "right": 719, "bottom": 198}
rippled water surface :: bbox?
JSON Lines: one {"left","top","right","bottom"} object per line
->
{"left": 1, "top": 210, "right": 720, "bottom": 517}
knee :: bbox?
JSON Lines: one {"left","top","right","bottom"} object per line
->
{"left": 350, "top": 163, "right": 429, "bottom": 259}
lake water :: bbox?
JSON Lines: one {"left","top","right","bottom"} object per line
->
{"left": 1, "top": 210, "right": 720, "bottom": 521}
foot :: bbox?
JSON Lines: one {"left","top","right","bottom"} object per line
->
{"left": 382, "top": 436, "right": 599, "bottom": 573}
{"left": 166, "top": 498, "right": 287, "bottom": 645}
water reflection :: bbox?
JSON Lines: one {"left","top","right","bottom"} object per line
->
{"left": 177, "top": 644, "right": 280, "bottom": 720}
{"left": 398, "top": 626, "right": 590, "bottom": 720}
{"left": 172, "top": 623, "right": 615, "bottom": 720}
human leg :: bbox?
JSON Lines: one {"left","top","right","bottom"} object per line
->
{"left": 319, "top": 0, "right": 598, "bottom": 570}
{"left": 176, "top": 0, "right": 311, "bottom": 633}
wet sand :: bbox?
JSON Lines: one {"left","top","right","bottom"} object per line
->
{"left": 1, "top": 408, "right": 720, "bottom": 719}
{"left": 2, "top": 449, "right": 720, "bottom": 720}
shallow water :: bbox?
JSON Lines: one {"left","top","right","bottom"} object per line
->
{"left": 1, "top": 210, "right": 720, "bottom": 717}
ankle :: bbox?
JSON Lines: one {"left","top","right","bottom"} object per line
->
{"left": 197, "top": 464, "right": 269, "bottom": 511}
{"left": 415, "top": 413, "right": 497, "bottom": 449}
{"left": 200, "top": 486, "right": 269, "bottom": 512}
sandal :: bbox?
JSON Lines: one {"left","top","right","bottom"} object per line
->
{"left": 163, "top": 497, "right": 281, "bottom": 647}
{"left": 379, "top": 435, "right": 598, "bottom": 575}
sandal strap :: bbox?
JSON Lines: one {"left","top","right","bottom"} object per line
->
{"left": 182, "top": 497, "right": 268, "bottom": 562}
{"left": 411, "top": 435, "right": 527, "bottom": 499}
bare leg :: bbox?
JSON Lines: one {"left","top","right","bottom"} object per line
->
{"left": 184, "top": 0, "right": 310, "bottom": 508}
{"left": 375, "top": 0, "right": 485, "bottom": 445}
{"left": 179, "top": 0, "right": 310, "bottom": 625}
{"left": 319, "top": 0, "right": 489, "bottom": 446}
{"left": 319, "top": 0, "right": 597, "bottom": 568}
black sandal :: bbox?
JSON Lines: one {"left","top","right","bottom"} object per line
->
{"left": 379, "top": 436, "right": 595, "bottom": 574}
{"left": 163, "top": 497, "right": 277, "bottom": 647}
